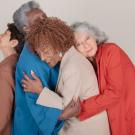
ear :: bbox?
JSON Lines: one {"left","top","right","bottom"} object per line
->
{"left": 10, "top": 39, "right": 18, "bottom": 48}
{"left": 23, "top": 26, "right": 30, "bottom": 33}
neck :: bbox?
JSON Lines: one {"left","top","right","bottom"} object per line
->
{"left": 1, "top": 48, "right": 16, "bottom": 59}
{"left": 89, "top": 56, "right": 95, "bottom": 62}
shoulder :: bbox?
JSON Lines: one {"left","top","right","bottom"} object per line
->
{"left": 0, "top": 55, "right": 17, "bottom": 82}
{"left": 65, "top": 49, "right": 92, "bottom": 69}
{"left": 62, "top": 49, "right": 95, "bottom": 78}
{"left": 0, "top": 55, "right": 17, "bottom": 73}
{"left": 101, "top": 42, "right": 122, "bottom": 52}
{"left": 17, "top": 45, "right": 50, "bottom": 72}
{"left": 98, "top": 43, "right": 123, "bottom": 59}
{"left": 98, "top": 43, "right": 124, "bottom": 69}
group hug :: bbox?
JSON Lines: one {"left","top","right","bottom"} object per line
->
{"left": 0, "top": 1, "right": 135, "bottom": 135}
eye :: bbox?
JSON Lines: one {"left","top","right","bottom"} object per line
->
{"left": 76, "top": 43, "right": 81, "bottom": 47}
{"left": 86, "top": 36, "right": 90, "bottom": 41}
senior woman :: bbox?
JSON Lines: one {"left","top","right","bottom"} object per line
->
{"left": 71, "top": 22, "right": 135, "bottom": 135}
{"left": 21, "top": 18, "right": 110, "bottom": 135}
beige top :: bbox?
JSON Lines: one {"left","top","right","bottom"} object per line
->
{"left": 37, "top": 46, "right": 110, "bottom": 135}
{"left": 0, "top": 54, "right": 18, "bottom": 135}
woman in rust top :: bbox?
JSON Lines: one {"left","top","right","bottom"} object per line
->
{"left": 71, "top": 22, "right": 135, "bottom": 135}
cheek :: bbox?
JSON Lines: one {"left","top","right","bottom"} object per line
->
{"left": 92, "top": 42, "right": 98, "bottom": 51}
{"left": 53, "top": 54, "right": 59, "bottom": 62}
{"left": 77, "top": 46, "right": 83, "bottom": 52}
{"left": 87, "top": 40, "right": 93, "bottom": 47}
{"left": 77, "top": 46, "right": 87, "bottom": 55}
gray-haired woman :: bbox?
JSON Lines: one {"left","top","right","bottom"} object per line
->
{"left": 71, "top": 22, "right": 135, "bottom": 135}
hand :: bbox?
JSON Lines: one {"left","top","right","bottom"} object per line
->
{"left": 22, "top": 70, "right": 43, "bottom": 94}
{"left": 59, "top": 98, "right": 81, "bottom": 120}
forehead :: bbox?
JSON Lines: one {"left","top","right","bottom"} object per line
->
{"left": 26, "top": 9, "right": 46, "bottom": 25}
{"left": 75, "top": 32, "right": 90, "bottom": 40}
{"left": 36, "top": 44, "right": 54, "bottom": 53}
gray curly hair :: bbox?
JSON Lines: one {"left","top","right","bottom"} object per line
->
{"left": 71, "top": 22, "right": 108, "bottom": 44}
{"left": 13, "top": 1, "right": 40, "bottom": 32}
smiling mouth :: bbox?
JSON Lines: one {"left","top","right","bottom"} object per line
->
{"left": 87, "top": 48, "right": 93, "bottom": 53}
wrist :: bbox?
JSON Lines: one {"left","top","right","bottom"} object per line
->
{"left": 59, "top": 111, "right": 66, "bottom": 120}
{"left": 36, "top": 86, "right": 43, "bottom": 94}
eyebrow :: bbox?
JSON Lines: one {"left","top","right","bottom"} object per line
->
{"left": 78, "top": 35, "right": 90, "bottom": 45}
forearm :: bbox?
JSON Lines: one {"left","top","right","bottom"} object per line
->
{"left": 36, "top": 87, "right": 64, "bottom": 109}
{"left": 79, "top": 90, "right": 120, "bottom": 120}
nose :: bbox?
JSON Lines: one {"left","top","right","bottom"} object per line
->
{"left": 40, "top": 54, "right": 49, "bottom": 63}
{"left": 84, "top": 43, "right": 90, "bottom": 49}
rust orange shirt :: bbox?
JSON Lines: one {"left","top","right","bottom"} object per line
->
{"left": 80, "top": 43, "right": 135, "bottom": 135}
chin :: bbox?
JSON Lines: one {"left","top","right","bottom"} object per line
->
{"left": 49, "top": 63, "right": 55, "bottom": 67}
{"left": 90, "top": 51, "right": 96, "bottom": 57}
{"left": 47, "top": 62, "right": 52, "bottom": 67}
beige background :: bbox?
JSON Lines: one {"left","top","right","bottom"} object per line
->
{"left": 0, "top": 0, "right": 135, "bottom": 63}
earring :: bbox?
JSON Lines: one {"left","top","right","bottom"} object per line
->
{"left": 59, "top": 52, "right": 63, "bottom": 57}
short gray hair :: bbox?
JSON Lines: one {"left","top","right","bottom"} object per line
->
{"left": 13, "top": 1, "right": 40, "bottom": 32}
{"left": 71, "top": 22, "right": 108, "bottom": 44}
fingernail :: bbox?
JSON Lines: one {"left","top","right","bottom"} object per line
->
{"left": 31, "top": 70, "right": 34, "bottom": 74}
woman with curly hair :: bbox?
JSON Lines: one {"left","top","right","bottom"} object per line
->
{"left": 21, "top": 17, "right": 110, "bottom": 135}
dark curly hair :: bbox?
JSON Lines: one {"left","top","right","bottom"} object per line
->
{"left": 26, "top": 17, "right": 75, "bottom": 53}
{"left": 7, "top": 23, "right": 25, "bottom": 54}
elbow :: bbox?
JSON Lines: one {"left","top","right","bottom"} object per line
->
{"left": 110, "top": 90, "right": 121, "bottom": 104}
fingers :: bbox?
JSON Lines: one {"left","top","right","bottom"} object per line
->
{"left": 23, "top": 71, "right": 38, "bottom": 81}
{"left": 23, "top": 73, "right": 31, "bottom": 81}
{"left": 22, "top": 83, "right": 26, "bottom": 88}
{"left": 31, "top": 70, "right": 39, "bottom": 80}
{"left": 22, "top": 73, "right": 31, "bottom": 91}
{"left": 22, "top": 84, "right": 27, "bottom": 91}
{"left": 70, "top": 99, "right": 76, "bottom": 107}
{"left": 73, "top": 97, "right": 81, "bottom": 114}
{"left": 69, "top": 97, "right": 80, "bottom": 108}
{"left": 76, "top": 97, "right": 81, "bottom": 105}
{"left": 22, "top": 79, "right": 29, "bottom": 91}
{"left": 76, "top": 103, "right": 81, "bottom": 115}
{"left": 22, "top": 79, "right": 28, "bottom": 85}
{"left": 22, "top": 83, "right": 29, "bottom": 92}
{"left": 71, "top": 97, "right": 80, "bottom": 107}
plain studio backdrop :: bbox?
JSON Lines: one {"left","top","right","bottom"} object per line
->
{"left": 0, "top": 0, "right": 135, "bottom": 63}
